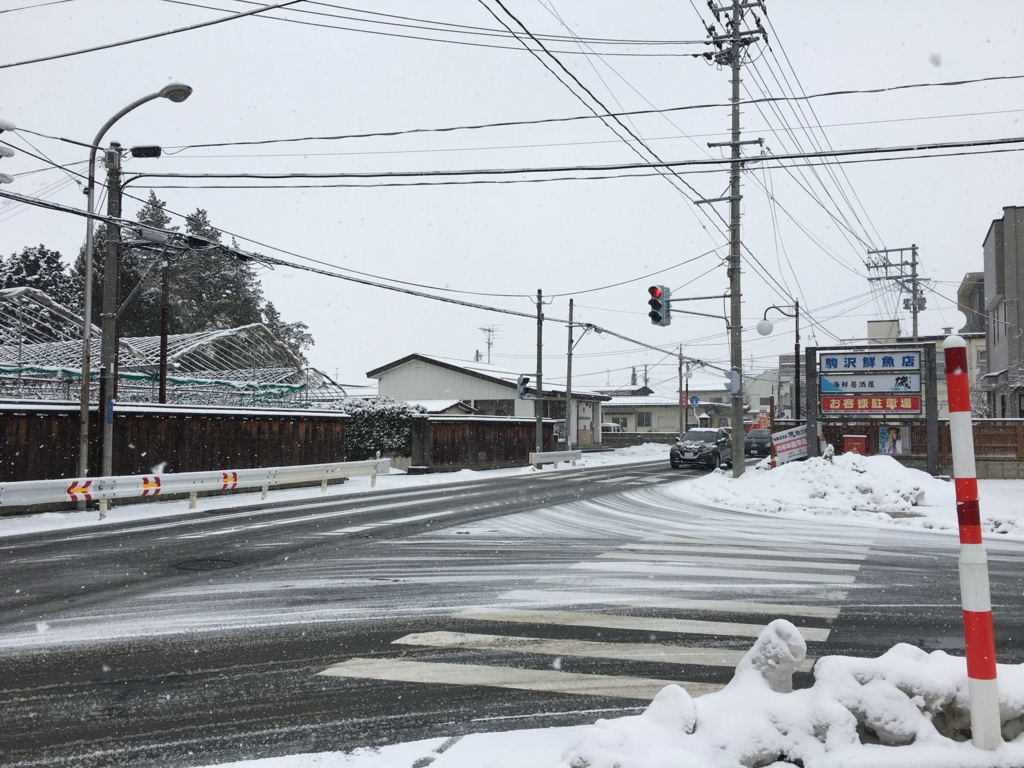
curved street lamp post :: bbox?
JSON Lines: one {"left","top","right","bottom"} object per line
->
{"left": 78, "top": 85, "right": 192, "bottom": 495}
{"left": 757, "top": 300, "right": 801, "bottom": 421}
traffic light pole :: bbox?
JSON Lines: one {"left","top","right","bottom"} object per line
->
{"left": 565, "top": 299, "right": 573, "bottom": 450}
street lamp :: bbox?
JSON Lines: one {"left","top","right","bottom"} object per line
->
{"left": 757, "top": 300, "right": 801, "bottom": 421}
{"left": 78, "top": 84, "right": 192, "bottom": 491}
{"left": 0, "top": 118, "right": 15, "bottom": 184}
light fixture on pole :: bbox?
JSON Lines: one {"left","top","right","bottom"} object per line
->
{"left": 78, "top": 84, "right": 192, "bottom": 493}
{"left": 757, "top": 301, "right": 801, "bottom": 421}
{"left": 0, "top": 118, "right": 15, "bottom": 184}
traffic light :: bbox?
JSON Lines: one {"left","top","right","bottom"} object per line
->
{"left": 516, "top": 375, "right": 530, "bottom": 399}
{"left": 648, "top": 285, "right": 671, "bottom": 326}
{"left": 725, "top": 368, "right": 741, "bottom": 394}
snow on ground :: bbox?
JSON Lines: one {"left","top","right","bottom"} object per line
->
{"left": 669, "top": 452, "right": 1024, "bottom": 538}
{"left": 0, "top": 443, "right": 669, "bottom": 538}
{"left": 200, "top": 622, "right": 1024, "bottom": 768}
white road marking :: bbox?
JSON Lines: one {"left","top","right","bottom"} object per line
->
{"left": 597, "top": 477, "right": 639, "bottom": 483}
{"left": 596, "top": 552, "right": 860, "bottom": 572}
{"left": 318, "top": 657, "right": 723, "bottom": 700}
{"left": 392, "top": 630, "right": 816, "bottom": 672}
{"left": 640, "top": 535, "right": 874, "bottom": 552}
{"left": 619, "top": 543, "right": 868, "bottom": 561}
{"left": 573, "top": 560, "right": 856, "bottom": 585}
{"left": 456, "top": 608, "right": 831, "bottom": 642}
{"left": 499, "top": 589, "right": 841, "bottom": 619}
{"left": 537, "top": 577, "right": 847, "bottom": 601}
{"left": 324, "top": 509, "right": 456, "bottom": 535}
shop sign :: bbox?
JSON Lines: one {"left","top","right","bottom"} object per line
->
{"left": 821, "top": 395, "right": 921, "bottom": 414}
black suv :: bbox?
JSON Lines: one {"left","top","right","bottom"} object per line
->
{"left": 744, "top": 428, "right": 772, "bottom": 457}
{"left": 670, "top": 428, "right": 733, "bottom": 470}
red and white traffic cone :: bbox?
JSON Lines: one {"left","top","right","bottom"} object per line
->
{"left": 945, "top": 335, "right": 1001, "bottom": 749}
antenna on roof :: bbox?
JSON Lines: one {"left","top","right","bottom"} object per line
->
{"left": 479, "top": 325, "right": 500, "bottom": 364}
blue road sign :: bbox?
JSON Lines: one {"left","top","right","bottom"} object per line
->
{"left": 689, "top": 395, "right": 699, "bottom": 406}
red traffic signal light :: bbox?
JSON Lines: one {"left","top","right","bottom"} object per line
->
{"left": 648, "top": 285, "right": 671, "bottom": 326}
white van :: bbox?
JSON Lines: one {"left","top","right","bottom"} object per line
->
{"left": 600, "top": 423, "right": 625, "bottom": 434}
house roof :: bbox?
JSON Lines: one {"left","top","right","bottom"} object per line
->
{"left": 366, "top": 353, "right": 609, "bottom": 401}
{"left": 405, "top": 399, "right": 477, "bottom": 414}
{"left": 604, "top": 395, "right": 682, "bottom": 407}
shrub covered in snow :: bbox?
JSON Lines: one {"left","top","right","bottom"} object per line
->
{"left": 336, "top": 396, "right": 425, "bottom": 461}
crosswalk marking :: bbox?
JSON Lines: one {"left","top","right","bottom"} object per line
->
{"left": 456, "top": 607, "right": 831, "bottom": 642}
{"left": 536, "top": 577, "right": 847, "bottom": 602}
{"left": 639, "top": 536, "right": 873, "bottom": 553}
{"left": 392, "top": 631, "right": 816, "bottom": 672}
{"left": 596, "top": 551, "right": 861, "bottom": 572}
{"left": 573, "top": 560, "right": 856, "bottom": 585}
{"left": 597, "top": 476, "right": 639, "bottom": 483}
{"left": 318, "top": 657, "right": 723, "bottom": 700}
{"left": 498, "top": 589, "right": 841, "bottom": 620}
{"left": 619, "top": 543, "right": 868, "bottom": 561}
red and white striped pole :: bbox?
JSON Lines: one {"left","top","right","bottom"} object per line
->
{"left": 944, "top": 335, "right": 1001, "bottom": 749}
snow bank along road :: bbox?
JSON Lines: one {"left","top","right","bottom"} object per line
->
{"left": 2, "top": 459, "right": 1023, "bottom": 767}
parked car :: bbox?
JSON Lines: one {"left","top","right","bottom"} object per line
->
{"left": 601, "top": 423, "right": 625, "bottom": 434}
{"left": 745, "top": 428, "right": 772, "bottom": 457}
{"left": 670, "top": 428, "right": 732, "bottom": 470}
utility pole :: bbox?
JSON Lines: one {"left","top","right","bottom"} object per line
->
{"left": 535, "top": 289, "right": 544, "bottom": 457}
{"left": 794, "top": 299, "right": 801, "bottom": 420}
{"left": 709, "top": 1, "right": 764, "bottom": 477}
{"left": 99, "top": 142, "right": 122, "bottom": 488}
{"left": 866, "top": 244, "right": 926, "bottom": 341}
{"left": 678, "top": 347, "right": 684, "bottom": 436}
{"left": 158, "top": 258, "right": 170, "bottom": 404}
{"left": 565, "top": 299, "right": 574, "bottom": 449}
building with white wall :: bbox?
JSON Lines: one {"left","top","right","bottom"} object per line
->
{"left": 367, "top": 353, "right": 609, "bottom": 446}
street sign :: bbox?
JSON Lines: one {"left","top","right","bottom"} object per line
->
{"left": 689, "top": 395, "right": 699, "bottom": 406}
{"left": 771, "top": 425, "right": 809, "bottom": 464}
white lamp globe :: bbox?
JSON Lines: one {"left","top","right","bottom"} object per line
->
{"left": 756, "top": 319, "right": 774, "bottom": 336}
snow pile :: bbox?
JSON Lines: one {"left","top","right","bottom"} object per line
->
{"left": 669, "top": 453, "right": 957, "bottom": 525}
{"left": 561, "top": 620, "right": 1024, "bottom": 768}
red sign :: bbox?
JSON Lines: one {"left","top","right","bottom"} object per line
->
{"left": 821, "top": 395, "right": 921, "bottom": 414}
{"left": 141, "top": 476, "right": 161, "bottom": 496}
{"left": 221, "top": 471, "right": 238, "bottom": 490}
{"left": 66, "top": 479, "right": 93, "bottom": 501}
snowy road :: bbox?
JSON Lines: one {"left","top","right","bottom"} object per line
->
{"left": 2, "top": 460, "right": 1022, "bottom": 767}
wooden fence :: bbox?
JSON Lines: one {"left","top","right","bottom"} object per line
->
{"left": 0, "top": 401, "right": 348, "bottom": 482}
{"left": 410, "top": 415, "right": 555, "bottom": 472}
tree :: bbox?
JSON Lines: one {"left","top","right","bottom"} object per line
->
{"left": 1, "top": 245, "right": 75, "bottom": 307}
{"left": 262, "top": 301, "right": 314, "bottom": 363}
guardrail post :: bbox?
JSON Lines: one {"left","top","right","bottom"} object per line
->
{"left": 321, "top": 479, "right": 327, "bottom": 493}
{"left": 189, "top": 492, "right": 197, "bottom": 509}
{"left": 261, "top": 484, "right": 268, "bottom": 500}
{"left": 945, "top": 334, "right": 1001, "bottom": 750}
{"left": 98, "top": 500, "right": 107, "bottom": 520}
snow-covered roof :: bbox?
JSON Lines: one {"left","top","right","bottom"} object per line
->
{"left": 367, "top": 353, "right": 610, "bottom": 401}
{"left": 603, "top": 395, "right": 682, "bottom": 407}
{"left": 405, "top": 399, "right": 476, "bottom": 414}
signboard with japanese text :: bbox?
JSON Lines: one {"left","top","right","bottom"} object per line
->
{"left": 821, "top": 395, "right": 921, "bottom": 414}
{"left": 771, "top": 424, "right": 809, "bottom": 464}
{"left": 819, "top": 350, "right": 920, "bottom": 373}
{"left": 820, "top": 373, "right": 921, "bottom": 394}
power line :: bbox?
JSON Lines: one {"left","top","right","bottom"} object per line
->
{"left": 148, "top": 73, "right": 1024, "bottom": 153}
{"left": 0, "top": 0, "right": 74, "bottom": 14}
{"left": 158, "top": 0, "right": 711, "bottom": 58}
{"left": 0, "top": 0, "right": 303, "bottom": 70}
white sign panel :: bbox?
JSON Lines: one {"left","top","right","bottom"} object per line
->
{"left": 772, "top": 425, "right": 809, "bottom": 465}
{"left": 820, "top": 373, "right": 921, "bottom": 394}
{"left": 819, "top": 350, "right": 920, "bottom": 373}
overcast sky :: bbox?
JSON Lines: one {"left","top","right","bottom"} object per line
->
{"left": 2, "top": 1, "right": 1022, "bottom": 394}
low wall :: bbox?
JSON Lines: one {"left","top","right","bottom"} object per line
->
{"left": 410, "top": 415, "right": 555, "bottom": 472}
{"left": 601, "top": 432, "right": 678, "bottom": 449}
{"left": 0, "top": 401, "right": 348, "bottom": 481}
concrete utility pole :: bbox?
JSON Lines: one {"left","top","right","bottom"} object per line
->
{"left": 866, "top": 244, "right": 926, "bottom": 342}
{"left": 726, "top": 0, "right": 746, "bottom": 477}
{"left": 535, "top": 289, "right": 544, "bottom": 456}
{"left": 158, "top": 259, "right": 170, "bottom": 404}
{"left": 99, "top": 142, "right": 123, "bottom": 481}
{"left": 678, "top": 347, "right": 684, "bottom": 437}
{"left": 565, "top": 299, "right": 574, "bottom": 450}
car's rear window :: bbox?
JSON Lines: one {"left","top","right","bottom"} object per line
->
{"left": 748, "top": 429, "right": 770, "bottom": 438}
{"left": 681, "top": 430, "right": 718, "bottom": 443}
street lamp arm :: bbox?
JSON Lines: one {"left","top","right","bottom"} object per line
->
{"left": 762, "top": 304, "right": 797, "bottom": 321}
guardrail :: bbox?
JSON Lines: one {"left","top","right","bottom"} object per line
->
{"left": 529, "top": 450, "right": 583, "bottom": 467}
{"left": 0, "top": 458, "right": 391, "bottom": 516}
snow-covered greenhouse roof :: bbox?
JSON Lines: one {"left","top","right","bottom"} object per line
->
{"left": 0, "top": 287, "right": 343, "bottom": 405}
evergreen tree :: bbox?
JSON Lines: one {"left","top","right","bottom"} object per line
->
{"left": 1, "top": 244, "right": 75, "bottom": 306}
{"left": 262, "top": 301, "right": 314, "bottom": 363}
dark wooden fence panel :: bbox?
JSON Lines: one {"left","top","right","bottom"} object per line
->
{"left": 0, "top": 403, "right": 347, "bottom": 481}
{"left": 412, "top": 416, "right": 555, "bottom": 472}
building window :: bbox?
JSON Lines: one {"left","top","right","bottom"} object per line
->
{"left": 759, "top": 397, "right": 771, "bottom": 406}
{"left": 473, "top": 399, "right": 515, "bottom": 416}
{"left": 709, "top": 397, "right": 723, "bottom": 403}
{"left": 613, "top": 417, "right": 627, "bottom": 429}
{"left": 636, "top": 411, "right": 652, "bottom": 427}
